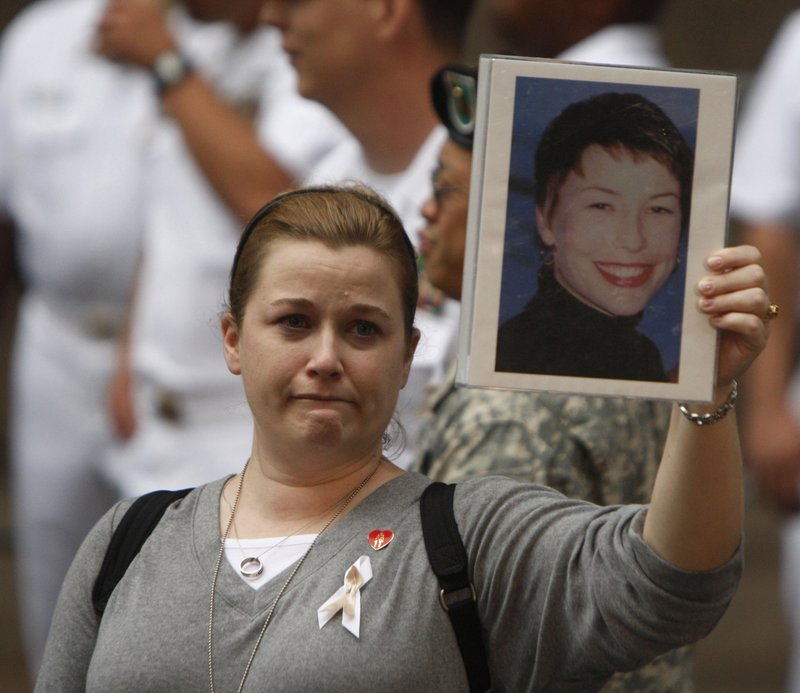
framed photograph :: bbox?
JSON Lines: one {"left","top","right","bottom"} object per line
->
{"left": 457, "top": 54, "right": 738, "bottom": 403}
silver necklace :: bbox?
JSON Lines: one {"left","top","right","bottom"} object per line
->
{"left": 222, "top": 489, "right": 321, "bottom": 580}
{"left": 208, "top": 458, "right": 380, "bottom": 693}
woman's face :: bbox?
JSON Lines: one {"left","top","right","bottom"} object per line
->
{"left": 538, "top": 145, "right": 682, "bottom": 317}
{"left": 222, "top": 239, "right": 417, "bottom": 459}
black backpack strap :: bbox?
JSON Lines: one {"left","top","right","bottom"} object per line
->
{"left": 92, "top": 488, "right": 192, "bottom": 616}
{"left": 420, "top": 482, "right": 491, "bottom": 692}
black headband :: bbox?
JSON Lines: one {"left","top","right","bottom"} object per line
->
{"left": 230, "top": 186, "right": 418, "bottom": 284}
{"left": 231, "top": 188, "right": 319, "bottom": 283}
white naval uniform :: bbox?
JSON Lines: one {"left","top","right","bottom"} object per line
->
{"left": 104, "top": 18, "right": 347, "bottom": 498}
{"left": 304, "top": 126, "right": 460, "bottom": 470}
{"left": 0, "top": 0, "right": 156, "bottom": 674}
{"left": 729, "top": 12, "right": 800, "bottom": 692}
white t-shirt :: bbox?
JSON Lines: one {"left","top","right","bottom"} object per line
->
{"left": 224, "top": 534, "right": 317, "bottom": 590}
{"left": 305, "top": 125, "right": 447, "bottom": 244}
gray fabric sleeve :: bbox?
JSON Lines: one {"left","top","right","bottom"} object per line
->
{"left": 455, "top": 478, "right": 741, "bottom": 691}
{"left": 34, "top": 499, "right": 132, "bottom": 692}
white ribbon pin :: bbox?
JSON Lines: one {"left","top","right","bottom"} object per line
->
{"left": 317, "top": 555, "right": 372, "bottom": 638}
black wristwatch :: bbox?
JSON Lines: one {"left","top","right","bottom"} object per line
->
{"left": 150, "top": 50, "right": 193, "bottom": 95}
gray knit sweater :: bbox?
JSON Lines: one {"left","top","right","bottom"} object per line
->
{"left": 36, "top": 473, "right": 741, "bottom": 692}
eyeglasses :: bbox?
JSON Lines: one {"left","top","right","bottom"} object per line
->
{"left": 430, "top": 167, "right": 466, "bottom": 207}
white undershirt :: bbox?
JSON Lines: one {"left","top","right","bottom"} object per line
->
{"left": 224, "top": 534, "right": 317, "bottom": 590}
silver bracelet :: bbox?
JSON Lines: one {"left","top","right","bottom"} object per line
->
{"left": 678, "top": 380, "right": 738, "bottom": 426}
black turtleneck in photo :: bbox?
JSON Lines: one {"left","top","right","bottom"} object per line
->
{"left": 495, "top": 264, "right": 669, "bottom": 382}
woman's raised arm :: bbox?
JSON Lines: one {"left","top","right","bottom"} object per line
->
{"left": 643, "top": 245, "right": 770, "bottom": 570}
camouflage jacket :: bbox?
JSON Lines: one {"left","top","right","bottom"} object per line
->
{"left": 412, "top": 365, "right": 695, "bottom": 692}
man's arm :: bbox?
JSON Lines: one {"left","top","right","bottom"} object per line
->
{"left": 153, "top": 73, "right": 293, "bottom": 222}
{"left": 94, "top": 0, "right": 293, "bottom": 222}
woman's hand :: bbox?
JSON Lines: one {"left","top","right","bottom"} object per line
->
{"left": 643, "top": 245, "right": 769, "bottom": 570}
{"left": 696, "top": 245, "right": 771, "bottom": 390}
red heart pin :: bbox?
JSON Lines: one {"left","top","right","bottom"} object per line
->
{"left": 368, "top": 529, "right": 394, "bottom": 551}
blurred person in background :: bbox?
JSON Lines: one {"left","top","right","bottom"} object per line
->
{"left": 0, "top": 0, "right": 157, "bottom": 675}
{"left": 0, "top": 0, "right": 343, "bottom": 676}
{"left": 728, "top": 10, "right": 800, "bottom": 692}
{"left": 414, "top": 64, "right": 692, "bottom": 692}
{"left": 260, "top": 0, "right": 477, "bottom": 469}
{"left": 96, "top": 0, "right": 345, "bottom": 498}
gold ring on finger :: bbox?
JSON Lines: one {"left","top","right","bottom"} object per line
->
{"left": 765, "top": 303, "right": 780, "bottom": 321}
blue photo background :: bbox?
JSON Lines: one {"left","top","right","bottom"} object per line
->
{"left": 498, "top": 76, "right": 700, "bottom": 374}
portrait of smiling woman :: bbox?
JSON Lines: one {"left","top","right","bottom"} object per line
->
{"left": 495, "top": 90, "right": 695, "bottom": 382}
